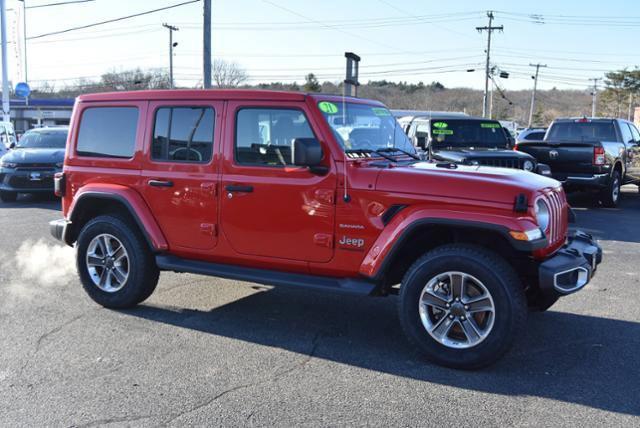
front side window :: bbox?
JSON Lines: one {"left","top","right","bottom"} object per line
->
{"left": 76, "top": 107, "right": 138, "bottom": 158}
{"left": 318, "top": 101, "right": 415, "bottom": 154}
{"left": 235, "top": 108, "right": 314, "bottom": 166}
{"left": 152, "top": 107, "right": 214, "bottom": 163}
{"left": 16, "top": 130, "right": 67, "bottom": 148}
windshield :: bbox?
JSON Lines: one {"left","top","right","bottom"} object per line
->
{"left": 429, "top": 119, "right": 509, "bottom": 149}
{"left": 17, "top": 130, "right": 68, "bottom": 149}
{"left": 318, "top": 101, "right": 416, "bottom": 154}
{"left": 546, "top": 121, "right": 617, "bottom": 142}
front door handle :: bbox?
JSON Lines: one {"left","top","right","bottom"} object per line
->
{"left": 148, "top": 179, "right": 174, "bottom": 187}
{"left": 225, "top": 185, "right": 253, "bottom": 193}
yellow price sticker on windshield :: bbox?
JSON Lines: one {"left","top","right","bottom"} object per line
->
{"left": 433, "top": 129, "right": 453, "bottom": 135}
{"left": 371, "top": 107, "right": 390, "bottom": 116}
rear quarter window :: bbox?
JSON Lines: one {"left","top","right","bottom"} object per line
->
{"left": 76, "top": 107, "right": 139, "bottom": 158}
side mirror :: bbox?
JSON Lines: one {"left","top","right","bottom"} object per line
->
{"left": 8, "top": 141, "right": 15, "bottom": 149}
{"left": 293, "top": 138, "right": 326, "bottom": 174}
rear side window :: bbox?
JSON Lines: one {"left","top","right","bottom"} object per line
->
{"left": 152, "top": 107, "right": 214, "bottom": 163}
{"left": 235, "top": 108, "right": 314, "bottom": 166}
{"left": 525, "top": 131, "right": 545, "bottom": 141}
{"left": 620, "top": 123, "right": 634, "bottom": 144}
{"left": 76, "top": 107, "right": 139, "bottom": 158}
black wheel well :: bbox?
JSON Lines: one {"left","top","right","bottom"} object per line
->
{"left": 377, "top": 224, "right": 529, "bottom": 294}
{"left": 613, "top": 161, "right": 624, "bottom": 176}
{"left": 67, "top": 197, "right": 147, "bottom": 247}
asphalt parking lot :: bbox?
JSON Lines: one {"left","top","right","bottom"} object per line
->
{"left": 0, "top": 188, "right": 639, "bottom": 427}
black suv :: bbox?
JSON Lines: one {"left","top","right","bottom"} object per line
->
{"left": 396, "top": 113, "right": 549, "bottom": 175}
{"left": 0, "top": 127, "right": 68, "bottom": 202}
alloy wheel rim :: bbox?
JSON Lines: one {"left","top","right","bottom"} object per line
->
{"left": 418, "top": 271, "right": 495, "bottom": 349}
{"left": 612, "top": 178, "right": 620, "bottom": 202}
{"left": 86, "top": 233, "right": 130, "bottom": 293}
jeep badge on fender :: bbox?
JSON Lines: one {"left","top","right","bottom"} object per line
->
{"left": 49, "top": 89, "right": 602, "bottom": 370}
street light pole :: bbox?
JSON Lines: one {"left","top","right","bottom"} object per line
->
{"left": 1, "top": 0, "right": 10, "bottom": 122}
{"left": 162, "top": 23, "right": 178, "bottom": 89}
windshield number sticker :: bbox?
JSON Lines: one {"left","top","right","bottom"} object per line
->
{"left": 480, "top": 123, "right": 501, "bottom": 128}
{"left": 432, "top": 122, "right": 448, "bottom": 129}
{"left": 371, "top": 107, "right": 390, "bottom": 116}
{"left": 433, "top": 129, "right": 453, "bottom": 135}
{"left": 318, "top": 101, "right": 338, "bottom": 114}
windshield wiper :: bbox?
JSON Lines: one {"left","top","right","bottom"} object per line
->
{"left": 345, "top": 149, "right": 398, "bottom": 162}
{"left": 377, "top": 147, "right": 420, "bottom": 160}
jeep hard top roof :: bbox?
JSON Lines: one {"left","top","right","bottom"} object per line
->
{"left": 77, "top": 89, "right": 385, "bottom": 106}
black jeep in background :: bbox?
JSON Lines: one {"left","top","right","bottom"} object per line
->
{"left": 516, "top": 117, "right": 640, "bottom": 207}
{"left": 395, "top": 112, "right": 549, "bottom": 175}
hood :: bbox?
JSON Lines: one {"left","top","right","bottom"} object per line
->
{"left": 433, "top": 148, "right": 534, "bottom": 163}
{"left": 1, "top": 148, "right": 65, "bottom": 165}
{"left": 375, "top": 161, "right": 559, "bottom": 205}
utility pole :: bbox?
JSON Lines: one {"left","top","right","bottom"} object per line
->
{"left": 203, "top": 0, "right": 212, "bottom": 89}
{"left": 589, "top": 77, "right": 602, "bottom": 117}
{"left": 0, "top": 0, "right": 10, "bottom": 122}
{"left": 476, "top": 11, "right": 503, "bottom": 118}
{"left": 627, "top": 92, "right": 633, "bottom": 121}
{"left": 527, "top": 63, "right": 546, "bottom": 127}
{"left": 162, "top": 23, "right": 178, "bottom": 89}
{"left": 344, "top": 52, "right": 360, "bottom": 97}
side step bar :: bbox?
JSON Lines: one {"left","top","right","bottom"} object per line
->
{"left": 156, "top": 255, "right": 377, "bottom": 296}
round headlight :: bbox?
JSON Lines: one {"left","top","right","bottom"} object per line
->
{"left": 523, "top": 160, "right": 534, "bottom": 171}
{"left": 535, "top": 199, "right": 550, "bottom": 231}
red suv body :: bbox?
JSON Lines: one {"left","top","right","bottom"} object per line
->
{"left": 50, "top": 90, "right": 602, "bottom": 368}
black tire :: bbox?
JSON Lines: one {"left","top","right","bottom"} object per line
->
{"left": 599, "top": 170, "right": 621, "bottom": 208}
{"left": 398, "top": 244, "right": 527, "bottom": 369}
{"left": 76, "top": 215, "right": 159, "bottom": 309}
{"left": 0, "top": 190, "right": 17, "bottom": 202}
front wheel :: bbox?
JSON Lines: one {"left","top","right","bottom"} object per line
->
{"left": 398, "top": 244, "right": 527, "bottom": 369}
{"left": 76, "top": 215, "right": 159, "bottom": 309}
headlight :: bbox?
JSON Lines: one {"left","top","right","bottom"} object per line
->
{"left": 1, "top": 161, "right": 17, "bottom": 168}
{"left": 535, "top": 199, "right": 550, "bottom": 231}
{"left": 523, "top": 160, "right": 534, "bottom": 171}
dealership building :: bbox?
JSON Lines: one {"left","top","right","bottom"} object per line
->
{"left": 8, "top": 98, "right": 74, "bottom": 132}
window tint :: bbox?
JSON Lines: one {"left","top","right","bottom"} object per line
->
{"left": 547, "top": 121, "right": 617, "bottom": 142}
{"left": 629, "top": 124, "right": 640, "bottom": 142}
{"left": 77, "top": 107, "right": 138, "bottom": 158}
{"left": 525, "top": 131, "right": 545, "bottom": 141}
{"left": 235, "top": 108, "right": 314, "bottom": 166}
{"left": 152, "top": 107, "right": 214, "bottom": 163}
{"left": 620, "top": 122, "right": 634, "bottom": 144}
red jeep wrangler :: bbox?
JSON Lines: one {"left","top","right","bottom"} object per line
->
{"left": 50, "top": 90, "right": 602, "bottom": 369}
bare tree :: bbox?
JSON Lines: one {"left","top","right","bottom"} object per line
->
{"left": 213, "top": 59, "right": 248, "bottom": 88}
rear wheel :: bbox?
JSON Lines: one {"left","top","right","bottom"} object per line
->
{"left": 599, "top": 170, "right": 621, "bottom": 208}
{"left": 76, "top": 215, "right": 159, "bottom": 308}
{"left": 0, "top": 191, "right": 17, "bottom": 202}
{"left": 398, "top": 244, "right": 526, "bottom": 369}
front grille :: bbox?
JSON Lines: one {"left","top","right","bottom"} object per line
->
{"left": 545, "top": 189, "right": 568, "bottom": 245}
{"left": 475, "top": 158, "right": 522, "bottom": 169}
{"left": 15, "top": 164, "right": 56, "bottom": 171}
{"left": 8, "top": 175, "right": 54, "bottom": 189}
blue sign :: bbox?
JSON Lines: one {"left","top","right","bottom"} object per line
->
{"left": 15, "top": 82, "right": 31, "bottom": 98}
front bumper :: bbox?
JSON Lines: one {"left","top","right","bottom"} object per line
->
{"left": 538, "top": 230, "right": 602, "bottom": 297}
{"left": 0, "top": 168, "right": 59, "bottom": 193}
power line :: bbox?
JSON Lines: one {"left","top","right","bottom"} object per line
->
{"left": 27, "top": 0, "right": 201, "bottom": 40}
{"left": 26, "top": 0, "right": 95, "bottom": 9}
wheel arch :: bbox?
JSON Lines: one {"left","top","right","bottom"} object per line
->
{"left": 65, "top": 188, "right": 168, "bottom": 252}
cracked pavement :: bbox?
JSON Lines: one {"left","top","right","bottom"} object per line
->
{"left": 1, "top": 189, "right": 639, "bottom": 427}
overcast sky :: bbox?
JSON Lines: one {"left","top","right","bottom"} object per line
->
{"left": 5, "top": 0, "right": 640, "bottom": 92}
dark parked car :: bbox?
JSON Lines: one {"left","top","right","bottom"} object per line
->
{"left": 396, "top": 114, "right": 550, "bottom": 175}
{"left": 516, "top": 118, "right": 640, "bottom": 207}
{"left": 0, "top": 127, "right": 68, "bottom": 202}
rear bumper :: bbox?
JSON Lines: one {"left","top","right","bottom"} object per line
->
{"left": 538, "top": 230, "right": 602, "bottom": 297}
{"left": 553, "top": 173, "right": 609, "bottom": 189}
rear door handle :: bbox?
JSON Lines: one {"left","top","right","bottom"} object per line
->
{"left": 225, "top": 185, "right": 253, "bottom": 193}
{"left": 148, "top": 179, "right": 174, "bottom": 187}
